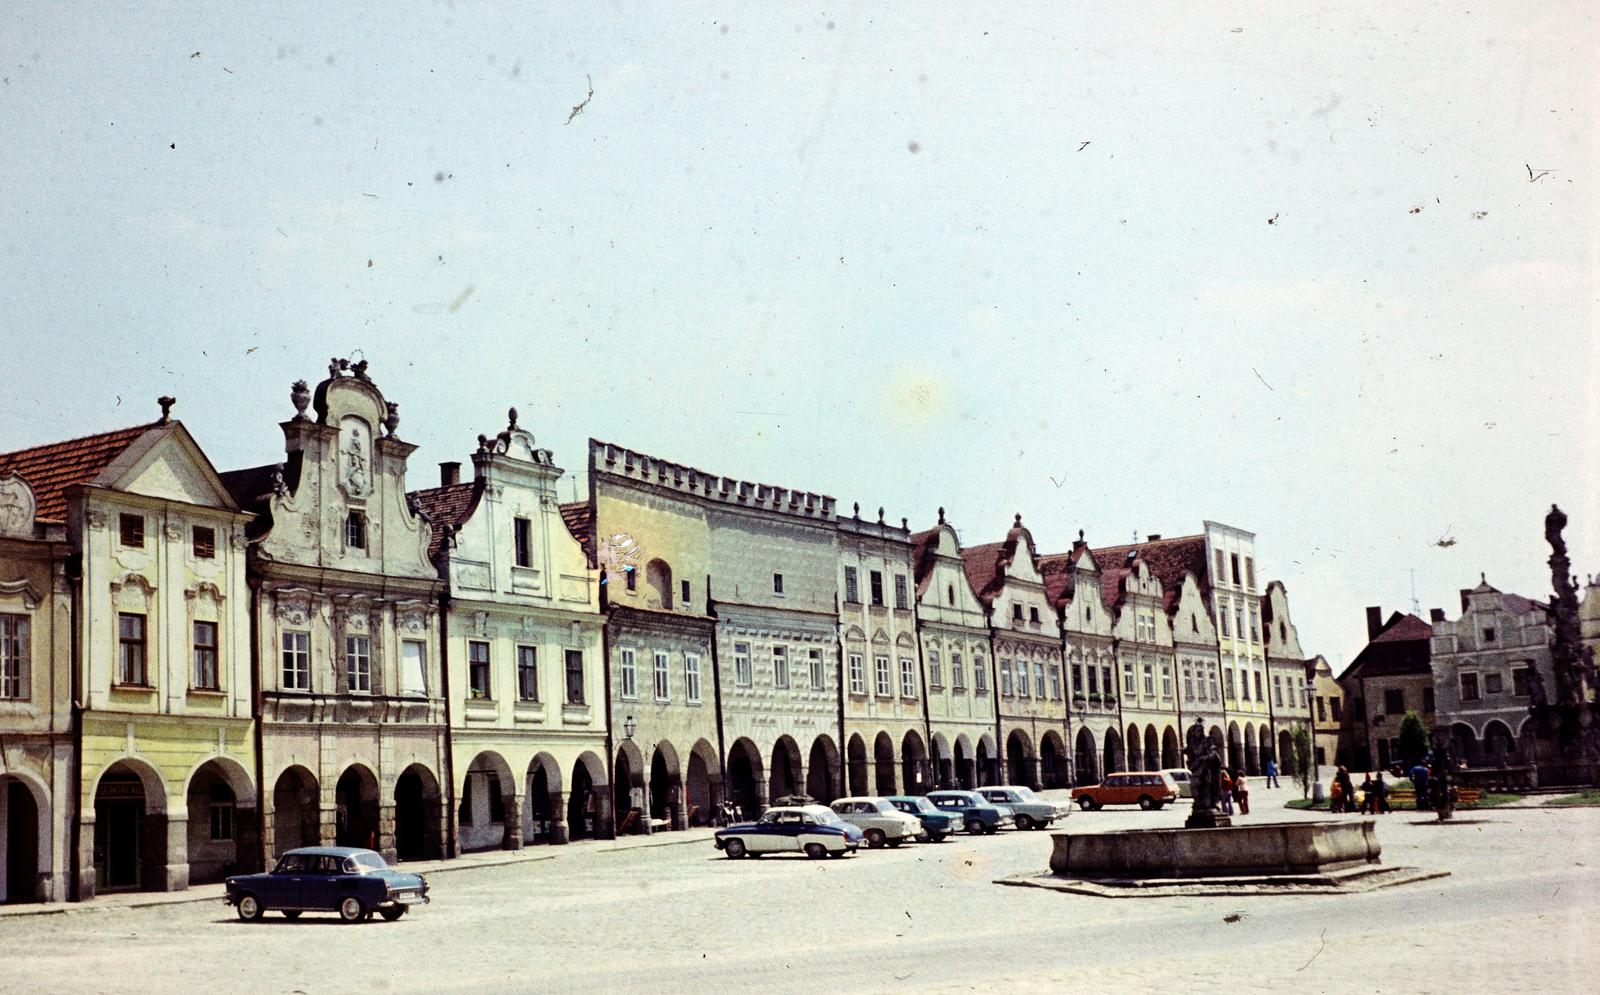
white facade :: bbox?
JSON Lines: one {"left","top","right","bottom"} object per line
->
{"left": 913, "top": 516, "right": 997, "bottom": 789}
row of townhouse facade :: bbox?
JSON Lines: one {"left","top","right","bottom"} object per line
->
{"left": 0, "top": 360, "right": 1324, "bottom": 905}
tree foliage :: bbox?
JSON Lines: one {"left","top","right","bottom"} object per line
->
{"left": 1398, "top": 711, "right": 1430, "bottom": 769}
{"left": 1289, "top": 725, "right": 1314, "bottom": 798}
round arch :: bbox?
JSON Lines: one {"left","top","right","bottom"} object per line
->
{"left": 1125, "top": 724, "right": 1143, "bottom": 772}
{"left": 1226, "top": 722, "right": 1244, "bottom": 773}
{"left": 769, "top": 735, "right": 803, "bottom": 803}
{"left": 270, "top": 765, "right": 319, "bottom": 858}
{"left": 1143, "top": 726, "right": 1160, "bottom": 773}
{"left": 613, "top": 739, "right": 646, "bottom": 835}
{"left": 846, "top": 733, "right": 869, "bottom": 796}
{"left": 1258, "top": 724, "right": 1274, "bottom": 769}
{"left": 92, "top": 757, "right": 169, "bottom": 894}
{"left": 1040, "top": 731, "right": 1066, "bottom": 789}
{"left": 1074, "top": 727, "right": 1099, "bottom": 786}
{"left": 1102, "top": 727, "right": 1124, "bottom": 776}
{"left": 1483, "top": 720, "right": 1517, "bottom": 765}
{"left": 872, "top": 731, "right": 896, "bottom": 796}
{"left": 954, "top": 734, "right": 975, "bottom": 789}
{"left": 686, "top": 739, "right": 721, "bottom": 826}
{"left": 649, "top": 740, "right": 683, "bottom": 830}
{"left": 460, "top": 751, "right": 519, "bottom": 852}
{"left": 807, "top": 734, "right": 840, "bottom": 803}
{"left": 525, "top": 753, "right": 562, "bottom": 845}
{"left": 568, "top": 750, "right": 608, "bottom": 840}
{"left": 0, "top": 770, "right": 51, "bottom": 903}
{"left": 931, "top": 732, "right": 954, "bottom": 789}
{"left": 1006, "top": 729, "right": 1035, "bottom": 787}
{"left": 1162, "top": 726, "right": 1181, "bottom": 769}
{"left": 185, "top": 757, "right": 259, "bottom": 883}
{"left": 1243, "top": 722, "right": 1260, "bottom": 775}
{"left": 901, "top": 729, "right": 928, "bottom": 794}
{"left": 334, "top": 763, "right": 381, "bottom": 850}
{"left": 394, "top": 763, "right": 444, "bottom": 860}
{"left": 1277, "top": 730, "right": 1293, "bottom": 773}
{"left": 726, "top": 737, "right": 764, "bottom": 820}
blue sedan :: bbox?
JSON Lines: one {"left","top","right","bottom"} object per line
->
{"left": 225, "top": 846, "right": 429, "bottom": 923}
{"left": 926, "top": 790, "right": 1012, "bottom": 834}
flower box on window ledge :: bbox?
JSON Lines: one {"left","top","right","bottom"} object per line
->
{"left": 1103, "top": 695, "right": 1117, "bottom": 707}
{"left": 1087, "top": 693, "right": 1101, "bottom": 705}
{"left": 1072, "top": 694, "right": 1086, "bottom": 707}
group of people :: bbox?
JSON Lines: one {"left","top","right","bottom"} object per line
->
{"left": 1217, "top": 768, "right": 1252, "bottom": 815}
{"left": 1327, "top": 766, "right": 1400, "bottom": 814}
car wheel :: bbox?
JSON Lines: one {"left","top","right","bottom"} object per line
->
{"left": 1152, "top": 801, "right": 1165, "bottom": 811}
{"left": 929, "top": 832, "right": 947, "bottom": 844}
{"left": 236, "top": 894, "right": 263, "bottom": 922}
{"left": 379, "top": 906, "right": 407, "bottom": 921}
{"left": 888, "top": 839, "right": 902, "bottom": 848}
{"left": 338, "top": 896, "right": 367, "bottom": 923}
{"left": 724, "top": 838, "right": 747, "bottom": 859}
{"left": 1015, "top": 814, "right": 1035, "bottom": 831}
{"left": 805, "top": 843, "right": 827, "bottom": 859}
{"left": 281, "top": 910, "right": 301, "bottom": 920}
{"left": 1138, "top": 796, "right": 1154, "bottom": 811}
{"left": 965, "top": 819, "right": 984, "bottom": 835}
{"left": 865, "top": 829, "right": 886, "bottom": 849}
{"left": 1078, "top": 796, "right": 1095, "bottom": 811}
{"left": 828, "top": 849, "right": 844, "bottom": 858}
{"left": 984, "top": 823, "right": 999, "bottom": 835}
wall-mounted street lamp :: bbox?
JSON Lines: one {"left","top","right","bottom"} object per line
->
{"left": 623, "top": 714, "right": 637, "bottom": 741}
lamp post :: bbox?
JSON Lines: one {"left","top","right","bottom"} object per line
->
{"left": 1305, "top": 674, "right": 1325, "bottom": 803}
{"left": 623, "top": 714, "right": 637, "bottom": 741}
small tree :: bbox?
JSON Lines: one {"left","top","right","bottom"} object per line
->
{"left": 1289, "top": 726, "right": 1314, "bottom": 798}
{"left": 1398, "top": 711, "right": 1430, "bottom": 770}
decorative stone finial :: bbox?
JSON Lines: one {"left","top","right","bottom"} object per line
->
{"left": 157, "top": 396, "right": 175, "bottom": 424}
{"left": 878, "top": 506, "right": 885, "bottom": 524}
{"left": 1014, "top": 512, "right": 1023, "bottom": 527}
{"left": 937, "top": 507, "right": 945, "bottom": 524}
{"left": 1079, "top": 529, "right": 1085, "bottom": 541}
{"left": 383, "top": 401, "right": 401, "bottom": 438}
{"left": 507, "top": 407, "right": 519, "bottom": 430}
{"left": 901, "top": 517, "right": 908, "bottom": 530}
{"left": 290, "top": 380, "right": 311, "bottom": 420}
{"left": 329, "top": 357, "right": 348, "bottom": 378}
{"left": 853, "top": 502, "right": 860, "bottom": 518}
{"left": 477, "top": 433, "right": 490, "bottom": 454}
{"left": 351, "top": 359, "right": 370, "bottom": 381}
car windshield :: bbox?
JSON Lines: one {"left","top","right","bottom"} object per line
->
{"left": 906, "top": 797, "right": 937, "bottom": 813}
{"left": 344, "top": 852, "right": 387, "bottom": 873}
{"left": 1011, "top": 787, "right": 1038, "bottom": 800}
{"left": 870, "top": 799, "right": 896, "bottom": 813}
{"left": 810, "top": 810, "right": 843, "bottom": 826}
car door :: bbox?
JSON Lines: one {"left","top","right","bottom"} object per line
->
{"left": 303, "top": 855, "right": 341, "bottom": 909}
{"left": 262, "top": 854, "right": 305, "bottom": 909}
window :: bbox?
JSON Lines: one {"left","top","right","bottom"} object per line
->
{"left": 620, "top": 647, "right": 637, "bottom": 700}
{"left": 1384, "top": 688, "right": 1405, "bottom": 714}
{"left": 1224, "top": 668, "right": 1235, "bottom": 699}
{"left": 192, "top": 526, "right": 216, "bottom": 559}
{"left": 844, "top": 567, "right": 859, "bottom": 603}
{"left": 952, "top": 653, "right": 965, "bottom": 690}
{"left": 975, "top": 656, "right": 988, "bottom": 692}
{"left": 734, "top": 642, "right": 752, "bottom": 687}
{"left": 1330, "top": 697, "right": 1342, "bottom": 721}
{"left": 518, "top": 646, "right": 539, "bottom": 701}
{"left": 1273, "top": 675, "right": 1283, "bottom": 706}
{"left": 1142, "top": 662, "right": 1154, "bottom": 696}
{"left": 848, "top": 653, "right": 865, "bottom": 693}
{"left": 468, "top": 641, "right": 491, "bottom": 699}
{"left": 119, "top": 513, "right": 144, "bottom": 547}
{"left": 1422, "top": 687, "right": 1435, "bottom": 712}
{"left": 1101, "top": 665, "right": 1113, "bottom": 697}
{"left": 514, "top": 517, "right": 533, "bottom": 568}
{"left": 1123, "top": 662, "right": 1136, "bottom": 695}
{"left": 1160, "top": 662, "right": 1172, "bottom": 698}
{"left": 808, "top": 648, "right": 823, "bottom": 690}
{"left": 1, "top": 614, "right": 30, "bottom": 700}
{"left": 1482, "top": 626, "right": 1496, "bottom": 644}
{"left": 928, "top": 649, "right": 943, "bottom": 688}
{"left": 900, "top": 657, "right": 916, "bottom": 697}
{"left": 1214, "top": 548, "right": 1226, "bottom": 582}
{"left": 280, "top": 630, "right": 309, "bottom": 691}
{"left": 773, "top": 573, "right": 784, "bottom": 595}
{"left": 1182, "top": 665, "right": 1194, "bottom": 701}
{"left": 1017, "top": 661, "right": 1030, "bottom": 698}
{"left": 625, "top": 566, "right": 636, "bottom": 591}
{"left": 1219, "top": 606, "right": 1231, "bottom": 638}
{"left": 1208, "top": 671, "right": 1219, "bottom": 702}
{"left": 1086, "top": 664, "right": 1098, "bottom": 694}
{"left": 1034, "top": 662, "right": 1046, "bottom": 698}
{"left": 947, "top": 583, "right": 955, "bottom": 605}
{"left": 209, "top": 785, "right": 235, "bottom": 841}
{"left": 1000, "top": 659, "right": 1013, "bottom": 696}
{"left": 1029, "top": 606, "right": 1040, "bottom": 625}
{"left": 1230, "top": 553, "right": 1240, "bottom": 585}
{"left": 565, "top": 649, "right": 585, "bottom": 704}
{"left": 344, "top": 511, "right": 367, "bottom": 550}
{"left": 1316, "top": 696, "right": 1327, "bottom": 721}
{"left": 113, "top": 612, "right": 148, "bottom": 686}
{"left": 875, "top": 655, "right": 891, "bottom": 696}
{"left": 1012, "top": 603, "right": 1024, "bottom": 622}
{"left": 773, "top": 646, "right": 790, "bottom": 689}
{"left": 1235, "top": 607, "right": 1245, "bottom": 641}
{"left": 1245, "top": 556, "right": 1255, "bottom": 589}
{"left": 894, "top": 575, "right": 909, "bottom": 610}
{"left": 1249, "top": 607, "right": 1260, "bottom": 641}
{"left": 400, "top": 639, "right": 427, "bottom": 695}
{"left": 1484, "top": 672, "right": 1503, "bottom": 695}
{"left": 342, "top": 639, "right": 369, "bottom": 694}
{"left": 192, "top": 621, "right": 219, "bottom": 690}
{"left": 653, "top": 651, "right": 670, "bottom": 701}
{"left": 1460, "top": 672, "right": 1479, "bottom": 702}
{"left": 1049, "top": 664, "right": 1061, "bottom": 699}
{"left": 870, "top": 570, "right": 884, "bottom": 606}
{"left": 685, "top": 653, "right": 702, "bottom": 703}
{"left": 681, "top": 580, "right": 691, "bottom": 607}
{"left": 1512, "top": 666, "right": 1531, "bottom": 698}
{"left": 1136, "top": 612, "right": 1155, "bottom": 642}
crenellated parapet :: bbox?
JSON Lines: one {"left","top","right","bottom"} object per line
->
{"left": 589, "top": 438, "right": 836, "bottom": 522}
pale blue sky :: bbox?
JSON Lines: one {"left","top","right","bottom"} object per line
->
{"left": 2, "top": 2, "right": 1594, "bottom": 668}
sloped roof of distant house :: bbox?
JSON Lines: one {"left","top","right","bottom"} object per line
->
{"left": 959, "top": 515, "right": 1034, "bottom": 607}
{"left": 1037, "top": 539, "right": 1098, "bottom": 605}
{"left": 1464, "top": 575, "right": 1550, "bottom": 619}
{"left": 908, "top": 526, "right": 940, "bottom": 596}
{"left": 0, "top": 422, "right": 159, "bottom": 523}
{"left": 559, "top": 501, "right": 595, "bottom": 565}
{"left": 1058, "top": 534, "right": 1210, "bottom": 615}
{"left": 1339, "top": 611, "right": 1433, "bottom": 681}
{"left": 410, "top": 482, "right": 481, "bottom": 560}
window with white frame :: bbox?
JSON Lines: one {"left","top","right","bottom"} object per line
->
{"left": 1224, "top": 668, "right": 1236, "bottom": 699}
{"left": 894, "top": 575, "right": 909, "bottom": 610}
{"left": 518, "top": 645, "right": 539, "bottom": 701}
{"left": 346, "top": 635, "right": 371, "bottom": 694}
{"left": 565, "top": 649, "right": 585, "bottom": 705}
{"left": 1249, "top": 605, "right": 1261, "bottom": 641}
{"left": 734, "top": 642, "right": 752, "bottom": 687}
{"left": 808, "top": 648, "right": 823, "bottom": 690}
{"left": 844, "top": 566, "right": 859, "bottom": 603}
{"left": 900, "top": 657, "right": 916, "bottom": 697}
{"left": 653, "top": 651, "right": 670, "bottom": 701}
{"left": 685, "top": 653, "right": 702, "bottom": 703}
{"left": 1219, "top": 603, "right": 1232, "bottom": 637}
{"left": 974, "top": 655, "right": 987, "bottom": 692}
{"left": 1253, "top": 670, "right": 1263, "bottom": 701}
{"left": 1049, "top": 664, "right": 1061, "bottom": 699}
{"left": 1208, "top": 670, "right": 1219, "bottom": 702}
{"left": 400, "top": 639, "right": 428, "bottom": 695}
{"left": 1123, "top": 662, "right": 1136, "bottom": 695}
{"left": 1034, "top": 661, "right": 1046, "bottom": 698}
{"left": 773, "top": 646, "right": 790, "bottom": 689}
{"left": 848, "top": 652, "right": 865, "bottom": 693}
{"left": 1000, "top": 659, "right": 1013, "bottom": 696}
{"left": 928, "top": 649, "right": 942, "bottom": 688}
{"left": 951, "top": 652, "right": 964, "bottom": 690}
{"left": 1160, "top": 662, "right": 1172, "bottom": 698}
{"left": 1101, "top": 665, "right": 1113, "bottom": 698}
{"left": 619, "top": 647, "right": 636, "bottom": 700}
{"left": 1142, "top": 662, "right": 1155, "bottom": 696}
{"left": 1273, "top": 674, "right": 1283, "bottom": 706}
{"left": 344, "top": 510, "right": 367, "bottom": 550}
{"left": 874, "top": 655, "right": 891, "bottom": 696}
{"left": 281, "top": 630, "right": 309, "bottom": 691}
{"left": 1017, "top": 660, "right": 1031, "bottom": 698}
{"left": 468, "top": 640, "right": 492, "bottom": 699}
{"left": 1, "top": 614, "right": 30, "bottom": 700}
{"left": 192, "top": 620, "right": 219, "bottom": 690}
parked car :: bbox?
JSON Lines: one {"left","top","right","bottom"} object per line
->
{"left": 829, "top": 796, "right": 923, "bottom": 848}
{"left": 1072, "top": 772, "right": 1181, "bottom": 811}
{"left": 1161, "top": 768, "right": 1194, "bottom": 798}
{"left": 225, "top": 846, "right": 429, "bottom": 923}
{"left": 714, "top": 805, "right": 863, "bottom": 859}
{"left": 977, "top": 786, "right": 1072, "bottom": 830}
{"left": 885, "top": 795, "right": 960, "bottom": 843}
{"left": 925, "top": 789, "right": 1011, "bottom": 834}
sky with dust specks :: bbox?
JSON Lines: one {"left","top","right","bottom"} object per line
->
{"left": 1, "top": 2, "right": 1594, "bottom": 670}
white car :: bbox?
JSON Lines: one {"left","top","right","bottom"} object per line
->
{"left": 714, "top": 805, "right": 864, "bottom": 859}
{"left": 977, "top": 786, "right": 1073, "bottom": 830}
{"left": 829, "top": 796, "right": 924, "bottom": 848}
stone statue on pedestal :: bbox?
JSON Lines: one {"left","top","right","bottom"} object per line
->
{"left": 1184, "top": 717, "right": 1230, "bottom": 829}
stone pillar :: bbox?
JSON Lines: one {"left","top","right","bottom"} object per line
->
{"left": 76, "top": 814, "right": 97, "bottom": 901}
{"left": 670, "top": 782, "right": 684, "bottom": 831}
{"left": 501, "top": 796, "right": 523, "bottom": 850}
{"left": 378, "top": 802, "right": 397, "bottom": 864}
{"left": 548, "top": 790, "right": 569, "bottom": 844}
{"left": 160, "top": 815, "right": 190, "bottom": 892}
{"left": 235, "top": 806, "right": 262, "bottom": 872}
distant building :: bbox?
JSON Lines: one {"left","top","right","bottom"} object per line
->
{"left": 1261, "top": 580, "right": 1314, "bottom": 768}
{"left": 1338, "top": 607, "right": 1437, "bottom": 771}
{"left": 1040, "top": 537, "right": 1118, "bottom": 785}
{"left": 1305, "top": 655, "right": 1342, "bottom": 769}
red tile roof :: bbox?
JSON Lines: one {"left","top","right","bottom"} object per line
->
{"left": 960, "top": 540, "right": 1008, "bottom": 606}
{"left": 559, "top": 501, "right": 595, "bottom": 564}
{"left": 1369, "top": 612, "right": 1433, "bottom": 645}
{"left": 1088, "top": 534, "right": 1209, "bottom": 614}
{"left": 409, "top": 482, "right": 480, "bottom": 560}
{"left": 908, "top": 527, "right": 939, "bottom": 596}
{"left": 0, "top": 422, "right": 158, "bottom": 523}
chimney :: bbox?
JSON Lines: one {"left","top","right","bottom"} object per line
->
{"left": 1365, "top": 606, "right": 1383, "bottom": 641}
{"left": 1459, "top": 588, "right": 1472, "bottom": 613}
{"left": 439, "top": 461, "right": 461, "bottom": 487}
{"left": 1147, "top": 533, "right": 1161, "bottom": 541}
{"left": 1429, "top": 608, "right": 1445, "bottom": 624}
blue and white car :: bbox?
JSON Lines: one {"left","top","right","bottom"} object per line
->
{"left": 714, "top": 804, "right": 864, "bottom": 859}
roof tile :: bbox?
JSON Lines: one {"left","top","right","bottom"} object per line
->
{"left": 0, "top": 422, "right": 158, "bottom": 523}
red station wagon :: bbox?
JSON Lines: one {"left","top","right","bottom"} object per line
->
{"left": 1071, "top": 772, "right": 1180, "bottom": 811}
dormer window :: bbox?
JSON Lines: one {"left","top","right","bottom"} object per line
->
{"left": 773, "top": 573, "right": 785, "bottom": 595}
{"left": 947, "top": 584, "right": 955, "bottom": 605}
{"left": 1029, "top": 606, "right": 1040, "bottom": 625}
{"left": 513, "top": 517, "right": 533, "bottom": 568}
{"left": 119, "top": 513, "right": 145, "bottom": 548}
{"left": 192, "top": 526, "right": 216, "bottom": 559}
{"left": 345, "top": 511, "right": 367, "bottom": 550}
{"left": 1012, "top": 603, "right": 1024, "bottom": 622}
{"left": 1482, "top": 626, "right": 1496, "bottom": 644}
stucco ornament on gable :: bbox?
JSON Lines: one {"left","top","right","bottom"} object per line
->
{"left": 0, "top": 473, "right": 35, "bottom": 536}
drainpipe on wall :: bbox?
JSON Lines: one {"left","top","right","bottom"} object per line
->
{"left": 913, "top": 599, "right": 934, "bottom": 792}
{"left": 599, "top": 588, "right": 616, "bottom": 843}
{"left": 436, "top": 589, "right": 458, "bottom": 859}
{"left": 707, "top": 574, "right": 727, "bottom": 818}
{"left": 835, "top": 590, "right": 847, "bottom": 796}
{"left": 67, "top": 550, "right": 83, "bottom": 902}
{"left": 248, "top": 569, "right": 266, "bottom": 873}
{"left": 987, "top": 621, "right": 1001, "bottom": 786}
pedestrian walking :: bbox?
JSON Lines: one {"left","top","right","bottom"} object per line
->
{"left": 1219, "top": 768, "right": 1234, "bottom": 816}
{"left": 1358, "top": 773, "right": 1376, "bottom": 814}
{"left": 1373, "top": 772, "right": 1391, "bottom": 814}
{"left": 1335, "top": 766, "right": 1356, "bottom": 815}
{"left": 1329, "top": 777, "right": 1345, "bottom": 813}
{"left": 1410, "top": 762, "right": 1431, "bottom": 810}
{"left": 1234, "top": 771, "right": 1250, "bottom": 815}
{"left": 1265, "top": 758, "right": 1280, "bottom": 788}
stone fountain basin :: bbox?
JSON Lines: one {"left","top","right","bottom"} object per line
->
{"left": 1050, "top": 820, "right": 1382, "bottom": 879}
